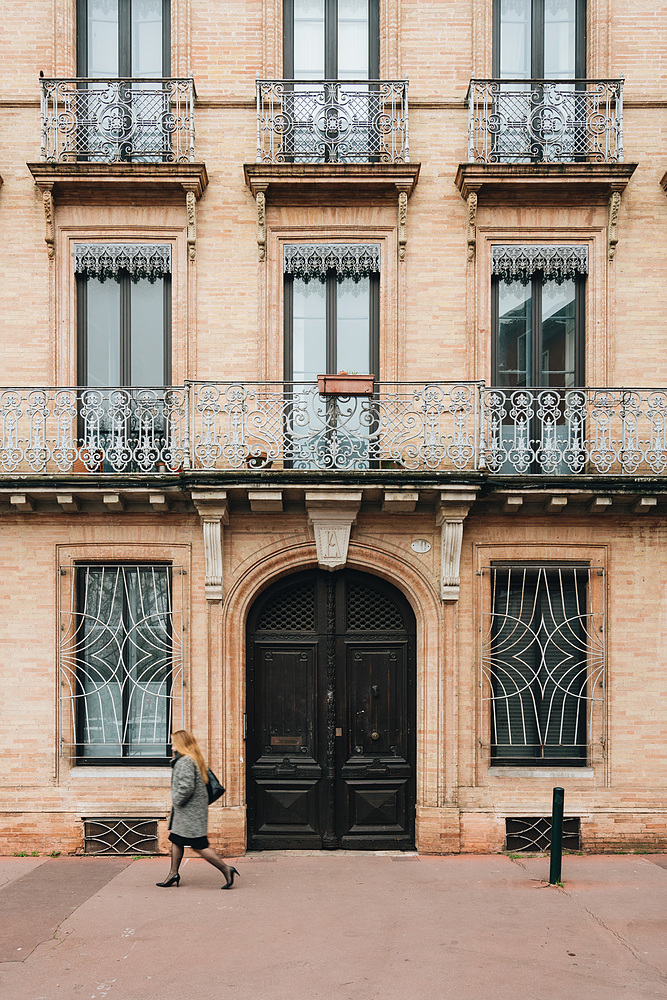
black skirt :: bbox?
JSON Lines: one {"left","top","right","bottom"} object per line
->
{"left": 169, "top": 832, "right": 209, "bottom": 850}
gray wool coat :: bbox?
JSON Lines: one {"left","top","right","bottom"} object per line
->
{"left": 169, "top": 754, "right": 209, "bottom": 839}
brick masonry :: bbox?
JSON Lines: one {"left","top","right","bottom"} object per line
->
{"left": 0, "top": 1, "right": 666, "bottom": 855}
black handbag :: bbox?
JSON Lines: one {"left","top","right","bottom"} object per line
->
{"left": 206, "top": 768, "right": 225, "bottom": 804}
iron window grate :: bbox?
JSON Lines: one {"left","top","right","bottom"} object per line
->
{"left": 84, "top": 817, "right": 159, "bottom": 855}
{"left": 505, "top": 816, "right": 581, "bottom": 853}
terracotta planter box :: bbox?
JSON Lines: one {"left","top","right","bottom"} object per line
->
{"left": 317, "top": 374, "right": 375, "bottom": 396}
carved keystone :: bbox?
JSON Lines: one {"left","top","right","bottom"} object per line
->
{"left": 192, "top": 490, "right": 229, "bottom": 601}
{"left": 436, "top": 487, "right": 479, "bottom": 601}
{"left": 306, "top": 490, "right": 362, "bottom": 572}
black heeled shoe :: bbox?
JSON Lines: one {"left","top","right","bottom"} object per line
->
{"left": 156, "top": 873, "right": 181, "bottom": 888}
{"left": 221, "top": 867, "right": 240, "bottom": 889}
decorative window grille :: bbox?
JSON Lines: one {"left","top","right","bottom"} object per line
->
{"left": 283, "top": 243, "right": 381, "bottom": 282}
{"left": 480, "top": 564, "right": 605, "bottom": 766}
{"left": 491, "top": 245, "right": 588, "bottom": 284}
{"left": 84, "top": 818, "right": 159, "bottom": 855}
{"left": 74, "top": 243, "right": 172, "bottom": 282}
{"left": 505, "top": 817, "right": 581, "bottom": 854}
{"left": 59, "top": 564, "right": 185, "bottom": 764}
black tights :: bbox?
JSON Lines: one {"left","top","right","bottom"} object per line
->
{"left": 167, "top": 842, "right": 232, "bottom": 884}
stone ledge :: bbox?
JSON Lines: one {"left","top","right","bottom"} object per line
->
{"left": 455, "top": 161, "right": 637, "bottom": 200}
{"left": 27, "top": 161, "right": 209, "bottom": 200}
{"left": 244, "top": 161, "right": 421, "bottom": 199}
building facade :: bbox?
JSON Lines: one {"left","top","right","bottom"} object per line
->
{"left": 1, "top": 0, "right": 666, "bottom": 856}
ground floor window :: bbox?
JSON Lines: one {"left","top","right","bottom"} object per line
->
{"left": 481, "top": 563, "right": 605, "bottom": 766}
{"left": 62, "top": 563, "right": 183, "bottom": 764}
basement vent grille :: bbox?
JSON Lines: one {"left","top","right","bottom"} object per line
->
{"left": 84, "top": 818, "right": 159, "bottom": 855}
{"left": 505, "top": 816, "right": 581, "bottom": 853}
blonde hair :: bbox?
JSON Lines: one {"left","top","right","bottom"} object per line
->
{"left": 171, "top": 730, "right": 209, "bottom": 783}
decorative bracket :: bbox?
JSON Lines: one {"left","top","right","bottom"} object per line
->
{"left": 607, "top": 188, "right": 622, "bottom": 261}
{"left": 192, "top": 490, "right": 229, "bottom": 601}
{"left": 436, "top": 487, "right": 479, "bottom": 601}
{"left": 185, "top": 188, "right": 197, "bottom": 262}
{"left": 466, "top": 189, "right": 478, "bottom": 263}
{"left": 397, "top": 188, "right": 408, "bottom": 261}
{"left": 43, "top": 185, "right": 55, "bottom": 260}
{"left": 255, "top": 185, "right": 268, "bottom": 261}
{"left": 306, "top": 490, "right": 362, "bottom": 572}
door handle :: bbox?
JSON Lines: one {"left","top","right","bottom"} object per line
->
{"left": 371, "top": 685, "right": 379, "bottom": 698}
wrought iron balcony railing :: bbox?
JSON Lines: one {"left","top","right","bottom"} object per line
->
{"left": 256, "top": 79, "right": 409, "bottom": 163}
{"left": 466, "top": 78, "right": 623, "bottom": 164}
{"left": 1, "top": 384, "right": 666, "bottom": 477}
{"left": 40, "top": 78, "right": 196, "bottom": 163}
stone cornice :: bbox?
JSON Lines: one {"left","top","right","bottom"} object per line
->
{"left": 244, "top": 162, "right": 420, "bottom": 198}
{"left": 455, "top": 161, "right": 637, "bottom": 200}
{"left": 27, "top": 161, "right": 209, "bottom": 200}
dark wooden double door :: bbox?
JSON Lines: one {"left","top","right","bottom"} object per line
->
{"left": 247, "top": 570, "right": 416, "bottom": 850}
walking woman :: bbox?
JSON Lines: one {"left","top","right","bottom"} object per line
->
{"left": 157, "top": 730, "right": 240, "bottom": 889}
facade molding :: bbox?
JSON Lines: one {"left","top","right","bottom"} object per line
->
{"left": 436, "top": 488, "right": 480, "bottom": 601}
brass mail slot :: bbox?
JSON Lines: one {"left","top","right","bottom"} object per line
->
{"left": 271, "top": 736, "right": 303, "bottom": 747}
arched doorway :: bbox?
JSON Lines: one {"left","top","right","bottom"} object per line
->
{"left": 246, "top": 569, "right": 416, "bottom": 850}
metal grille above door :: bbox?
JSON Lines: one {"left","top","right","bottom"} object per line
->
{"left": 247, "top": 570, "right": 416, "bottom": 851}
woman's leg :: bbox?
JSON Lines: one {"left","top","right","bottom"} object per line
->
{"left": 193, "top": 845, "right": 232, "bottom": 883}
{"left": 167, "top": 841, "right": 184, "bottom": 877}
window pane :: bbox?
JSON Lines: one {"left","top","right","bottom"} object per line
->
{"left": 130, "top": 278, "right": 166, "bottom": 384}
{"left": 124, "top": 567, "right": 172, "bottom": 757}
{"left": 294, "top": 0, "right": 325, "bottom": 79}
{"left": 497, "top": 280, "right": 531, "bottom": 387}
{"left": 85, "top": 278, "right": 121, "bottom": 386}
{"left": 79, "top": 566, "right": 124, "bottom": 758}
{"left": 292, "top": 278, "right": 326, "bottom": 380}
{"left": 88, "top": 0, "right": 119, "bottom": 77}
{"left": 131, "top": 0, "right": 164, "bottom": 76}
{"left": 541, "top": 279, "right": 576, "bottom": 387}
{"left": 544, "top": 0, "right": 576, "bottom": 78}
{"left": 336, "top": 277, "right": 370, "bottom": 373}
{"left": 338, "top": 0, "right": 369, "bottom": 79}
{"left": 499, "top": 0, "right": 531, "bottom": 78}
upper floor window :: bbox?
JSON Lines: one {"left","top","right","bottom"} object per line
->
{"left": 284, "top": 0, "right": 379, "bottom": 79}
{"left": 75, "top": 244, "right": 171, "bottom": 388}
{"left": 493, "top": 0, "right": 586, "bottom": 79}
{"left": 77, "top": 0, "right": 171, "bottom": 77}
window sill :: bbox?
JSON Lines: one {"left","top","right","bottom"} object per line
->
{"left": 68, "top": 766, "right": 172, "bottom": 780}
{"left": 487, "top": 766, "right": 595, "bottom": 779}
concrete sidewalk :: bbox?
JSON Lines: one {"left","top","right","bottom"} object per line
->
{"left": 0, "top": 852, "right": 665, "bottom": 1000}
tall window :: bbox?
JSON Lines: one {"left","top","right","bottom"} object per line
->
{"left": 73, "top": 564, "right": 177, "bottom": 763}
{"left": 284, "top": 0, "right": 379, "bottom": 79}
{"left": 283, "top": 243, "right": 380, "bottom": 468}
{"left": 483, "top": 564, "right": 603, "bottom": 766}
{"left": 77, "top": 0, "right": 170, "bottom": 77}
{"left": 493, "top": 0, "right": 586, "bottom": 79}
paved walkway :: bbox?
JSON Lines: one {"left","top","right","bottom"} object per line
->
{"left": 0, "top": 852, "right": 665, "bottom": 1000}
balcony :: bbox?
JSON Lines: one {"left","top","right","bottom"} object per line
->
{"left": 40, "top": 77, "right": 196, "bottom": 164}
{"left": 456, "top": 78, "right": 635, "bottom": 203}
{"left": 1, "top": 384, "right": 666, "bottom": 480}
{"left": 256, "top": 79, "right": 409, "bottom": 164}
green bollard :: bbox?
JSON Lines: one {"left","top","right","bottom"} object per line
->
{"left": 549, "top": 786, "right": 565, "bottom": 885}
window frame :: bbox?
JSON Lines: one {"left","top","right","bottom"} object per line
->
{"left": 74, "top": 562, "right": 175, "bottom": 766}
{"left": 486, "top": 561, "right": 593, "bottom": 768}
{"left": 283, "top": 0, "right": 380, "bottom": 79}
{"left": 283, "top": 269, "right": 380, "bottom": 380}
{"left": 492, "top": 0, "right": 586, "bottom": 79}
{"left": 491, "top": 271, "right": 585, "bottom": 389}
{"left": 76, "top": 0, "right": 171, "bottom": 77}
{"left": 76, "top": 271, "right": 172, "bottom": 388}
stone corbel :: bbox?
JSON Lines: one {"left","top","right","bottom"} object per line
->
{"left": 466, "top": 189, "right": 478, "bottom": 263}
{"left": 306, "top": 490, "right": 362, "bottom": 572}
{"left": 607, "top": 187, "right": 622, "bottom": 261}
{"left": 436, "top": 488, "right": 479, "bottom": 601}
{"left": 185, "top": 188, "right": 197, "bottom": 261}
{"left": 42, "top": 184, "right": 55, "bottom": 260}
{"left": 192, "top": 491, "right": 229, "bottom": 601}
{"left": 254, "top": 184, "right": 268, "bottom": 262}
{"left": 397, "top": 188, "right": 408, "bottom": 261}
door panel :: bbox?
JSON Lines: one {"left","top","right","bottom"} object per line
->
{"left": 247, "top": 571, "right": 415, "bottom": 850}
